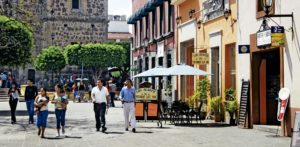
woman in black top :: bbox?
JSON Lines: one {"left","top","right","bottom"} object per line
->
{"left": 8, "top": 82, "right": 21, "bottom": 124}
{"left": 78, "top": 81, "right": 85, "bottom": 102}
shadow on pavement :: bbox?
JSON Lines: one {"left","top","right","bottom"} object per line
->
{"left": 0, "top": 110, "right": 55, "bottom": 116}
{"left": 174, "top": 123, "right": 231, "bottom": 128}
{"left": 134, "top": 131, "right": 153, "bottom": 134}
{"left": 65, "top": 135, "right": 82, "bottom": 139}
{"left": 137, "top": 126, "right": 171, "bottom": 129}
{"left": 44, "top": 137, "right": 65, "bottom": 140}
{"left": 103, "top": 131, "right": 124, "bottom": 134}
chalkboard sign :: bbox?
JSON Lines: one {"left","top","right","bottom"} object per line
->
{"left": 291, "top": 112, "right": 300, "bottom": 147}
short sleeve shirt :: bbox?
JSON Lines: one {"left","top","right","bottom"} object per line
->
{"left": 91, "top": 86, "right": 109, "bottom": 104}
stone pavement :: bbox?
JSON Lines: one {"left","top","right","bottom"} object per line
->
{"left": 0, "top": 101, "right": 291, "bottom": 147}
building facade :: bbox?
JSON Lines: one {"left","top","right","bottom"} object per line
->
{"left": 172, "top": 0, "right": 237, "bottom": 111}
{"left": 128, "top": 0, "right": 176, "bottom": 100}
{"left": 237, "top": 0, "right": 300, "bottom": 136}
{"left": 108, "top": 15, "right": 131, "bottom": 42}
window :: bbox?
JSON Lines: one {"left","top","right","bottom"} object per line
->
{"left": 160, "top": 5, "right": 164, "bottom": 36}
{"left": 146, "top": 16, "right": 149, "bottom": 39}
{"left": 140, "top": 20, "right": 143, "bottom": 46}
{"left": 152, "top": 11, "right": 156, "bottom": 39}
{"left": 134, "top": 24, "right": 137, "bottom": 47}
{"left": 72, "top": 0, "right": 79, "bottom": 9}
{"left": 169, "top": 2, "right": 174, "bottom": 33}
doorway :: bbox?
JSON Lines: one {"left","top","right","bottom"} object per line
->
{"left": 211, "top": 47, "right": 220, "bottom": 97}
{"left": 252, "top": 49, "right": 281, "bottom": 125}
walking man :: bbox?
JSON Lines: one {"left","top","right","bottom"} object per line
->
{"left": 91, "top": 79, "right": 109, "bottom": 132}
{"left": 25, "top": 79, "right": 38, "bottom": 124}
{"left": 120, "top": 79, "right": 136, "bottom": 133}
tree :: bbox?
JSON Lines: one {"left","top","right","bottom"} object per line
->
{"left": 0, "top": 15, "right": 33, "bottom": 68}
{"left": 34, "top": 46, "right": 66, "bottom": 84}
{"left": 64, "top": 43, "right": 126, "bottom": 81}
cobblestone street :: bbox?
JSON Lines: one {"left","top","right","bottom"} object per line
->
{"left": 0, "top": 101, "right": 291, "bottom": 147}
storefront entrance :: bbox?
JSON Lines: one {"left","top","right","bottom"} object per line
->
{"left": 252, "top": 49, "right": 281, "bottom": 126}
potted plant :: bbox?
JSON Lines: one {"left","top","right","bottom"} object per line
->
{"left": 210, "top": 96, "right": 222, "bottom": 122}
{"left": 197, "top": 77, "right": 210, "bottom": 118}
{"left": 225, "top": 99, "right": 237, "bottom": 125}
{"left": 225, "top": 88, "right": 237, "bottom": 125}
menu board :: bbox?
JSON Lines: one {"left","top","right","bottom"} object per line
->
{"left": 136, "top": 88, "right": 157, "bottom": 101}
{"left": 147, "top": 103, "right": 158, "bottom": 117}
{"left": 135, "top": 102, "right": 144, "bottom": 117}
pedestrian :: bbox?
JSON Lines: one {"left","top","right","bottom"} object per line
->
{"left": 72, "top": 83, "right": 78, "bottom": 103}
{"left": 52, "top": 84, "right": 68, "bottom": 137}
{"left": 8, "top": 82, "right": 21, "bottom": 124}
{"left": 78, "top": 80, "right": 85, "bottom": 102}
{"left": 120, "top": 79, "right": 136, "bottom": 133}
{"left": 109, "top": 80, "right": 116, "bottom": 107}
{"left": 25, "top": 79, "right": 38, "bottom": 124}
{"left": 34, "top": 87, "right": 49, "bottom": 138}
{"left": 91, "top": 79, "right": 109, "bottom": 132}
{"left": 88, "top": 82, "right": 93, "bottom": 101}
{"left": 1, "top": 72, "right": 7, "bottom": 88}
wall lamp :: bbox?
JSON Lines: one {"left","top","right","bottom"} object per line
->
{"left": 176, "top": 16, "right": 181, "bottom": 24}
{"left": 189, "top": 9, "right": 195, "bottom": 19}
{"left": 197, "top": 19, "right": 202, "bottom": 29}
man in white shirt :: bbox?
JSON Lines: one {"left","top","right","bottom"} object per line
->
{"left": 91, "top": 79, "right": 110, "bottom": 132}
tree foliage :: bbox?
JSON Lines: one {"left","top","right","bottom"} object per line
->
{"left": 34, "top": 46, "right": 66, "bottom": 72}
{"left": 0, "top": 15, "right": 33, "bottom": 67}
{"left": 64, "top": 43, "right": 126, "bottom": 80}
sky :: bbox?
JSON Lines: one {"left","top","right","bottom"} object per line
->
{"left": 108, "top": 0, "right": 132, "bottom": 18}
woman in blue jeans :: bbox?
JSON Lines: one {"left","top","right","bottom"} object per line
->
{"left": 52, "top": 84, "right": 68, "bottom": 137}
{"left": 34, "top": 88, "right": 49, "bottom": 138}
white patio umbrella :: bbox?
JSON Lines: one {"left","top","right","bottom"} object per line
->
{"left": 165, "top": 64, "right": 209, "bottom": 76}
{"left": 133, "top": 66, "right": 168, "bottom": 78}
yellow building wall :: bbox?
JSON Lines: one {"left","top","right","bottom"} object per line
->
{"left": 196, "top": 1, "right": 237, "bottom": 109}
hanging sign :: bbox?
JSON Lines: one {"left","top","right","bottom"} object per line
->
{"left": 192, "top": 53, "right": 209, "bottom": 64}
{"left": 238, "top": 45, "right": 250, "bottom": 54}
{"left": 277, "top": 88, "right": 290, "bottom": 121}
{"left": 271, "top": 26, "right": 285, "bottom": 47}
{"left": 257, "top": 29, "right": 271, "bottom": 48}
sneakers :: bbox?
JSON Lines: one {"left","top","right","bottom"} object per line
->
{"left": 56, "top": 133, "right": 60, "bottom": 137}
{"left": 132, "top": 128, "right": 136, "bottom": 133}
{"left": 125, "top": 128, "right": 129, "bottom": 131}
{"left": 96, "top": 128, "right": 100, "bottom": 132}
{"left": 101, "top": 127, "right": 107, "bottom": 132}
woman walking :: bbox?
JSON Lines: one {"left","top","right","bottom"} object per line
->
{"left": 72, "top": 83, "right": 78, "bottom": 103}
{"left": 8, "top": 82, "right": 21, "bottom": 124}
{"left": 78, "top": 81, "right": 85, "bottom": 102}
{"left": 52, "top": 84, "right": 68, "bottom": 137}
{"left": 34, "top": 88, "right": 49, "bottom": 138}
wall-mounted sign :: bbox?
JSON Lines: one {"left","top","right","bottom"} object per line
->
{"left": 238, "top": 45, "right": 250, "bottom": 54}
{"left": 136, "top": 88, "right": 157, "bottom": 101}
{"left": 271, "top": 26, "right": 285, "bottom": 47}
{"left": 192, "top": 53, "right": 209, "bottom": 64}
{"left": 257, "top": 29, "right": 271, "bottom": 47}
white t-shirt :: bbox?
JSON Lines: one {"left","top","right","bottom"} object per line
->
{"left": 91, "top": 86, "right": 109, "bottom": 104}
{"left": 36, "top": 95, "right": 49, "bottom": 111}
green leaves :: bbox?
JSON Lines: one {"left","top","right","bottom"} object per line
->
{"left": 64, "top": 43, "right": 126, "bottom": 69}
{"left": 0, "top": 15, "right": 33, "bottom": 67}
{"left": 34, "top": 46, "right": 66, "bottom": 72}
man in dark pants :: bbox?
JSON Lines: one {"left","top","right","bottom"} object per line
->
{"left": 109, "top": 81, "right": 116, "bottom": 107}
{"left": 25, "top": 79, "right": 38, "bottom": 124}
{"left": 91, "top": 79, "right": 110, "bottom": 132}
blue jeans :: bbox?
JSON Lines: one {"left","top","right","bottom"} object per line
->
{"left": 37, "top": 110, "right": 48, "bottom": 128}
{"left": 26, "top": 100, "right": 34, "bottom": 123}
{"left": 55, "top": 109, "right": 66, "bottom": 129}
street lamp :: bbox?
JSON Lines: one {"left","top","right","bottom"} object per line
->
{"left": 223, "top": 9, "right": 231, "bottom": 20}
{"left": 51, "top": 32, "right": 55, "bottom": 45}
{"left": 197, "top": 19, "right": 202, "bottom": 29}
{"left": 263, "top": 0, "right": 273, "bottom": 16}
